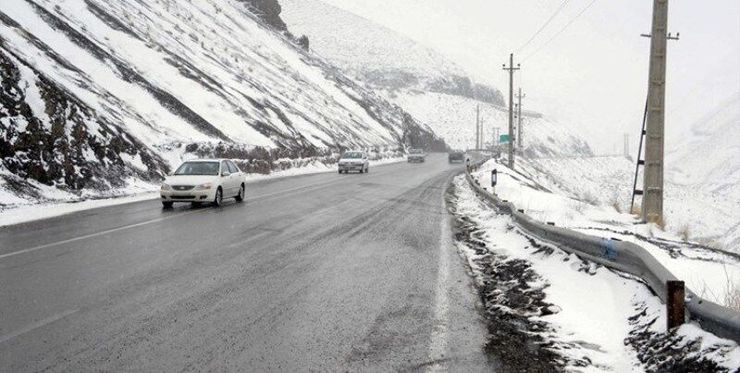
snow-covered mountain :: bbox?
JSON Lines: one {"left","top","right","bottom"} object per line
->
{"left": 0, "top": 0, "right": 443, "bottom": 206}
{"left": 667, "top": 91, "right": 740, "bottom": 250}
{"left": 281, "top": 0, "right": 592, "bottom": 156}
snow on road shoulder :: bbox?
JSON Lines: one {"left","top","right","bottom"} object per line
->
{"left": 0, "top": 157, "right": 406, "bottom": 227}
{"left": 0, "top": 191, "right": 160, "bottom": 228}
{"left": 471, "top": 158, "right": 740, "bottom": 310}
{"left": 450, "top": 175, "right": 644, "bottom": 371}
{"left": 449, "top": 175, "right": 740, "bottom": 371}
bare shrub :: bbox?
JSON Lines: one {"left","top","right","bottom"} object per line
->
{"left": 723, "top": 265, "right": 740, "bottom": 312}
{"left": 571, "top": 200, "right": 585, "bottom": 214}
{"left": 698, "top": 265, "right": 740, "bottom": 312}
{"left": 609, "top": 188, "right": 623, "bottom": 213}
{"left": 725, "top": 284, "right": 740, "bottom": 312}
{"left": 677, "top": 224, "right": 691, "bottom": 242}
{"left": 655, "top": 216, "right": 667, "bottom": 230}
{"left": 611, "top": 198, "right": 622, "bottom": 213}
{"left": 580, "top": 191, "right": 599, "bottom": 206}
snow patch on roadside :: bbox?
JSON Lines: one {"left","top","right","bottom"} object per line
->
{"left": 0, "top": 157, "right": 405, "bottom": 227}
{"left": 450, "top": 175, "right": 740, "bottom": 371}
{"left": 471, "top": 158, "right": 740, "bottom": 309}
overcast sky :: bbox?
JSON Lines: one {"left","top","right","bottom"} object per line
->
{"left": 321, "top": 0, "right": 740, "bottom": 154}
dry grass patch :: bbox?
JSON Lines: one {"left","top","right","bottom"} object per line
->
{"left": 580, "top": 191, "right": 600, "bottom": 206}
{"left": 677, "top": 224, "right": 691, "bottom": 242}
{"left": 699, "top": 265, "right": 740, "bottom": 312}
{"left": 611, "top": 199, "right": 622, "bottom": 213}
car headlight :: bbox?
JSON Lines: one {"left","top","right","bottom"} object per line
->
{"left": 195, "top": 183, "right": 213, "bottom": 190}
{"left": 161, "top": 183, "right": 171, "bottom": 191}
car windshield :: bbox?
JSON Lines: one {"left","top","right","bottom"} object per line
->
{"left": 342, "top": 152, "right": 363, "bottom": 159}
{"left": 409, "top": 149, "right": 423, "bottom": 154}
{"left": 174, "top": 161, "right": 220, "bottom": 176}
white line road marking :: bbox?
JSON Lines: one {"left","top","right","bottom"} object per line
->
{"left": 427, "top": 196, "right": 451, "bottom": 372}
{"left": 0, "top": 309, "right": 78, "bottom": 345}
{"left": 0, "top": 175, "right": 355, "bottom": 261}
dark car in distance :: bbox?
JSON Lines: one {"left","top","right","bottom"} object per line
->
{"left": 448, "top": 151, "right": 465, "bottom": 163}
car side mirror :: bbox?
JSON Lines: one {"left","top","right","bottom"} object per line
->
{"left": 222, "top": 171, "right": 230, "bottom": 177}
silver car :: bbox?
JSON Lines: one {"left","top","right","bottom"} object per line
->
{"left": 338, "top": 151, "right": 369, "bottom": 174}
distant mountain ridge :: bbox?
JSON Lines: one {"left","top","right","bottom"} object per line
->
{"left": 280, "top": 0, "right": 504, "bottom": 106}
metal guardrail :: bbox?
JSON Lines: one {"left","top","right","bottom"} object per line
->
{"left": 464, "top": 163, "right": 740, "bottom": 343}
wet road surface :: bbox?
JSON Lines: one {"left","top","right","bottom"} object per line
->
{"left": 0, "top": 154, "right": 495, "bottom": 371}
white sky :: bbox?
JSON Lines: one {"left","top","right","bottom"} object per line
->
{"left": 320, "top": 0, "right": 740, "bottom": 154}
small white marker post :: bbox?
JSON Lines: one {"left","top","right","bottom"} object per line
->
{"left": 491, "top": 169, "right": 498, "bottom": 195}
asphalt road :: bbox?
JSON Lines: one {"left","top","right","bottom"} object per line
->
{"left": 0, "top": 154, "right": 495, "bottom": 372}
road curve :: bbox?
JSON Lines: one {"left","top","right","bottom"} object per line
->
{"left": 0, "top": 154, "right": 495, "bottom": 372}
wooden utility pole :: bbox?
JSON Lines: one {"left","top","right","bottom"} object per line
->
{"left": 503, "top": 53, "right": 520, "bottom": 169}
{"left": 641, "top": 0, "right": 679, "bottom": 223}
{"left": 517, "top": 88, "right": 525, "bottom": 150}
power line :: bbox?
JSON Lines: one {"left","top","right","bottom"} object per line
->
{"left": 516, "top": 0, "right": 571, "bottom": 53}
{"left": 522, "top": 0, "right": 600, "bottom": 63}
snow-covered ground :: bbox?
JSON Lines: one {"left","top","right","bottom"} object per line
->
{"left": 0, "top": 156, "right": 405, "bottom": 227}
{"left": 451, "top": 175, "right": 740, "bottom": 372}
{"left": 470, "top": 156, "right": 740, "bottom": 309}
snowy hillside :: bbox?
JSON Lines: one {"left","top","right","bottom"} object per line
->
{"left": 667, "top": 92, "right": 740, "bottom": 250}
{"left": 480, "top": 153, "right": 740, "bottom": 256}
{"left": 280, "top": 0, "right": 503, "bottom": 105}
{"left": 280, "top": 0, "right": 592, "bottom": 156}
{"left": 0, "top": 0, "right": 443, "bottom": 207}
{"left": 668, "top": 92, "right": 740, "bottom": 197}
{"left": 391, "top": 91, "right": 592, "bottom": 156}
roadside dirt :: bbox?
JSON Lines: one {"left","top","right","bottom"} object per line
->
{"left": 446, "top": 183, "right": 575, "bottom": 372}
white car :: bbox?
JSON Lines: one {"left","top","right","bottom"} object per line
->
{"left": 407, "top": 148, "right": 426, "bottom": 163}
{"left": 338, "top": 151, "right": 369, "bottom": 174}
{"left": 160, "top": 159, "right": 245, "bottom": 207}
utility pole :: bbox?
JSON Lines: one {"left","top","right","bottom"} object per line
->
{"left": 640, "top": 0, "right": 679, "bottom": 223}
{"left": 475, "top": 104, "right": 480, "bottom": 150}
{"left": 517, "top": 88, "right": 526, "bottom": 150}
{"left": 624, "top": 133, "right": 630, "bottom": 157}
{"left": 503, "top": 53, "right": 520, "bottom": 169}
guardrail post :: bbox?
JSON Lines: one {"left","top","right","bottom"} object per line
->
{"left": 667, "top": 280, "right": 685, "bottom": 330}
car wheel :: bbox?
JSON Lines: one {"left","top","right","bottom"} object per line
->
{"left": 213, "top": 187, "right": 223, "bottom": 207}
{"left": 235, "top": 184, "right": 245, "bottom": 202}
{"left": 338, "top": 169, "right": 343, "bottom": 174}
{"left": 162, "top": 201, "right": 173, "bottom": 208}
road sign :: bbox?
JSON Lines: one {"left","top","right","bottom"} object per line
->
{"left": 499, "top": 134, "right": 510, "bottom": 144}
